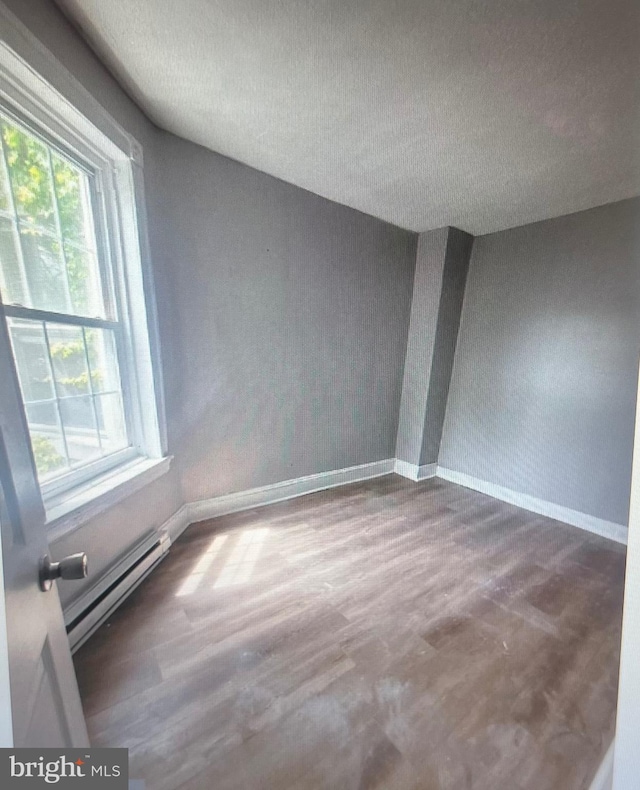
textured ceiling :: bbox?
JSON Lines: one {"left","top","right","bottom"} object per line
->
{"left": 55, "top": 0, "right": 639, "bottom": 234}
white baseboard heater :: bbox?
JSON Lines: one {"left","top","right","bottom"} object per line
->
{"left": 65, "top": 531, "right": 171, "bottom": 653}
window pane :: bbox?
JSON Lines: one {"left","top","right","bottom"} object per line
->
{"left": 7, "top": 318, "right": 55, "bottom": 402}
{"left": 1, "top": 121, "right": 56, "bottom": 233}
{"left": 0, "top": 149, "right": 10, "bottom": 213}
{"left": 86, "top": 328, "right": 121, "bottom": 393}
{"left": 0, "top": 216, "right": 27, "bottom": 306}
{"left": 0, "top": 115, "right": 108, "bottom": 319}
{"left": 59, "top": 395, "right": 101, "bottom": 466}
{"left": 19, "top": 227, "right": 69, "bottom": 313}
{"left": 24, "top": 402, "right": 68, "bottom": 481}
{"left": 63, "top": 242, "right": 104, "bottom": 318}
{"left": 46, "top": 323, "right": 89, "bottom": 397}
{"left": 52, "top": 154, "right": 94, "bottom": 249}
{"left": 95, "top": 392, "right": 128, "bottom": 455}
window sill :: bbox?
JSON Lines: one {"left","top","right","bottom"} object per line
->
{"left": 46, "top": 455, "right": 173, "bottom": 542}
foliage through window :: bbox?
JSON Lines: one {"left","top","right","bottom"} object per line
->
{"left": 0, "top": 108, "right": 132, "bottom": 489}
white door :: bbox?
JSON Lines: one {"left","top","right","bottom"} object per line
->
{"left": 0, "top": 309, "right": 88, "bottom": 747}
{"left": 613, "top": 358, "right": 640, "bottom": 788}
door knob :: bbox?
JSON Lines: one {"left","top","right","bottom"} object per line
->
{"left": 39, "top": 553, "right": 88, "bottom": 592}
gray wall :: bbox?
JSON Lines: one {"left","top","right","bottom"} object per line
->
{"left": 440, "top": 198, "right": 640, "bottom": 526}
{"left": 153, "top": 132, "right": 417, "bottom": 504}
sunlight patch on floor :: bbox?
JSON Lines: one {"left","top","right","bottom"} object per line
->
{"left": 175, "top": 534, "right": 229, "bottom": 597}
{"left": 213, "top": 528, "right": 270, "bottom": 588}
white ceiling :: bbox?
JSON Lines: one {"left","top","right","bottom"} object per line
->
{"left": 56, "top": 0, "right": 639, "bottom": 235}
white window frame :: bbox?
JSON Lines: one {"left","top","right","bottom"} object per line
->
{"left": 0, "top": 12, "right": 166, "bottom": 521}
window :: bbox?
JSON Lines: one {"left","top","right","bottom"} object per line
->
{"left": 0, "top": 28, "right": 165, "bottom": 516}
{"left": 0, "top": 108, "right": 136, "bottom": 497}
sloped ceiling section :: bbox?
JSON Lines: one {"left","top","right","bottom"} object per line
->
{"left": 56, "top": 0, "right": 639, "bottom": 234}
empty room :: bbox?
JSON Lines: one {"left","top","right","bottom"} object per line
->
{"left": 0, "top": 1, "right": 638, "bottom": 789}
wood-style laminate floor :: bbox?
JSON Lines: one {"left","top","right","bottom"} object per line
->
{"left": 73, "top": 476, "right": 626, "bottom": 790}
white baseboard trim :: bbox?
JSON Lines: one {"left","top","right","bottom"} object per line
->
{"left": 436, "top": 467, "right": 627, "bottom": 545}
{"left": 159, "top": 503, "right": 190, "bottom": 543}
{"left": 588, "top": 741, "right": 614, "bottom": 790}
{"left": 418, "top": 463, "right": 438, "bottom": 481}
{"left": 394, "top": 459, "right": 437, "bottom": 481}
{"left": 187, "top": 459, "right": 395, "bottom": 524}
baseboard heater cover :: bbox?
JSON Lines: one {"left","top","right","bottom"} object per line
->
{"left": 66, "top": 534, "right": 170, "bottom": 653}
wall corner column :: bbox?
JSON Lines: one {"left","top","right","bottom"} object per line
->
{"left": 395, "top": 226, "right": 473, "bottom": 480}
